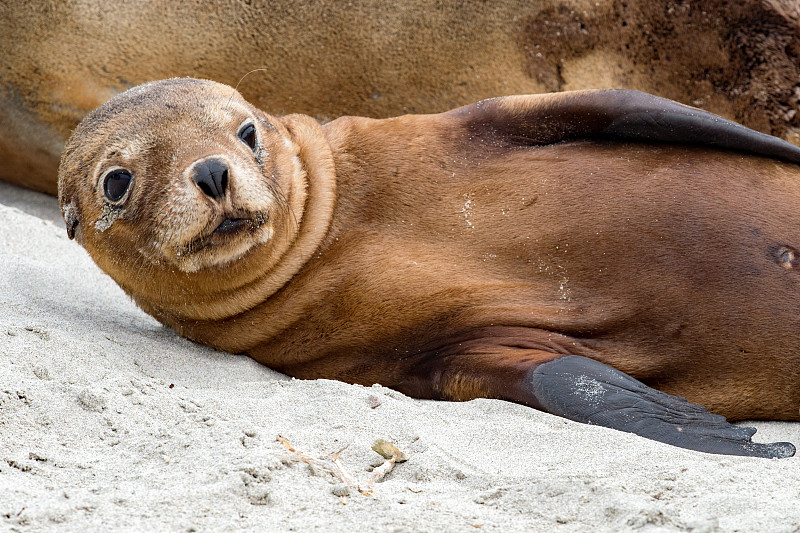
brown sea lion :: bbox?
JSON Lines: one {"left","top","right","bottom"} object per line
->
{"left": 58, "top": 78, "right": 800, "bottom": 458}
{"left": 4, "top": 0, "right": 800, "bottom": 196}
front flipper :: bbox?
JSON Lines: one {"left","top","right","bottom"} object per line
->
{"left": 528, "top": 355, "right": 795, "bottom": 459}
{"left": 401, "top": 333, "right": 794, "bottom": 458}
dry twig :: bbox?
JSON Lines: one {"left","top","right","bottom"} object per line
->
{"left": 277, "top": 436, "right": 408, "bottom": 496}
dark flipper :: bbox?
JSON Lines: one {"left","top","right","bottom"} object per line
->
{"left": 401, "top": 329, "right": 795, "bottom": 458}
{"left": 452, "top": 89, "right": 800, "bottom": 164}
{"left": 528, "top": 355, "right": 795, "bottom": 459}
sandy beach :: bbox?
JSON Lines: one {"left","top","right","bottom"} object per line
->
{"left": 2, "top": 179, "right": 800, "bottom": 532}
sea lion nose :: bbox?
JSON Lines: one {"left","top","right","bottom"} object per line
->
{"left": 191, "top": 158, "right": 229, "bottom": 200}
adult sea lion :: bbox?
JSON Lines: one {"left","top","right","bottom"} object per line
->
{"left": 5, "top": 0, "right": 800, "bottom": 197}
{"left": 58, "top": 78, "right": 800, "bottom": 458}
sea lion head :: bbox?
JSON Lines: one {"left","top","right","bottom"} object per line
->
{"left": 58, "top": 78, "right": 336, "bottom": 321}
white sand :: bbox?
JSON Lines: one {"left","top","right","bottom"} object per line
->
{"left": 2, "top": 180, "right": 800, "bottom": 532}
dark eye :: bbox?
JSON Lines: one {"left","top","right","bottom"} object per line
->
{"left": 103, "top": 169, "right": 133, "bottom": 202}
{"left": 238, "top": 123, "right": 257, "bottom": 151}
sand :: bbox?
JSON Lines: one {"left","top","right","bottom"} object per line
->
{"left": 2, "top": 180, "right": 800, "bottom": 532}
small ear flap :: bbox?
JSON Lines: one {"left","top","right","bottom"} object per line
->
{"left": 62, "top": 202, "right": 80, "bottom": 240}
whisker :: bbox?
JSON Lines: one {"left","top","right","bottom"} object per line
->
{"left": 226, "top": 68, "right": 270, "bottom": 109}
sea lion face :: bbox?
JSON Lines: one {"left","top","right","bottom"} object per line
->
{"left": 59, "top": 78, "right": 327, "bottom": 316}
{"left": 58, "top": 77, "right": 339, "bottom": 324}
{"left": 59, "top": 79, "right": 310, "bottom": 272}
{"left": 58, "top": 78, "right": 301, "bottom": 275}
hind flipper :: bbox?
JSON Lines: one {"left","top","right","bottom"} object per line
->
{"left": 449, "top": 89, "right": 800, "bottom": 164}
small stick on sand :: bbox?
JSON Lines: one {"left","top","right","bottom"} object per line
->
{"left": 277, "top": 436, "right": 408, "bottom": 496}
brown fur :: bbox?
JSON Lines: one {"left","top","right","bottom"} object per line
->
{"left": 5, "top": 0, "right": 800, "bottom": 195}
{"left": 59, "top": 79, "right": 800, "bottom": 424}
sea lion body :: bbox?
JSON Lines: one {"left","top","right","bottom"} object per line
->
{"left": 251, "top": 135, "right": 800, "bottom": 421}
{"left": 208, "top": 117, "right": 800, "bottom": 422}
{"left": 59, "top": 79, "right": 800, "bottom": 457}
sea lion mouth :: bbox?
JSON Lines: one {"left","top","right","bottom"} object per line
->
{"left": 179, "top": 211, "right": 269, "bottom": 258}
{"left": 213, "top": 217, "right": 249, "bottom": 235}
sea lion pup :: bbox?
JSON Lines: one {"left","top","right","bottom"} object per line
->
{"left": 58, "top": 78, "right": 800, "bottom": 458}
